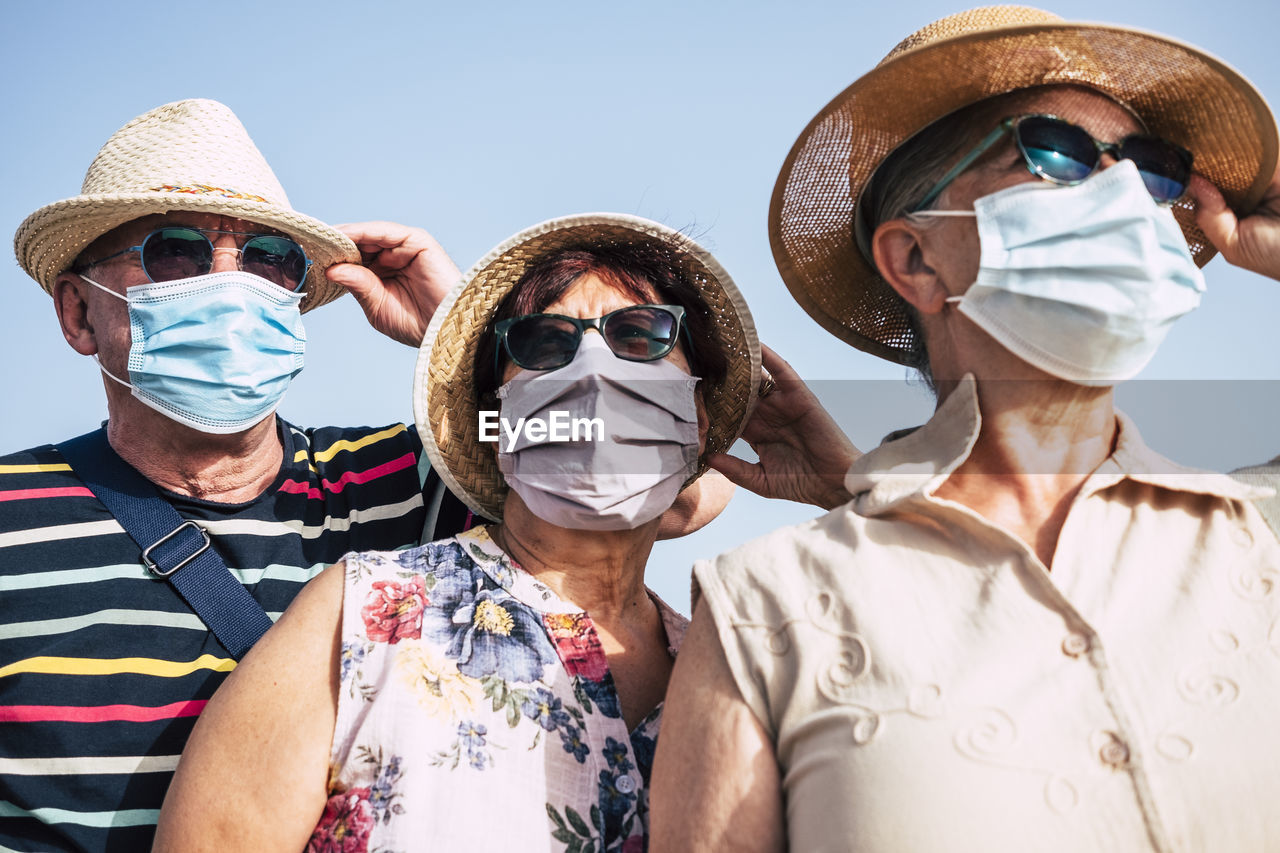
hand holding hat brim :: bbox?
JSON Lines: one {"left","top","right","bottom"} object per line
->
{"left": 1190, "top": 166, "right": 1280, "bottom": 282}
{"left": 328, "top": 222, "right": 463, "bottom": 348}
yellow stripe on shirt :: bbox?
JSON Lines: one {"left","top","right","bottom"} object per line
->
{"left": 0, "top": 463, "right": 73, "bottom": 474}
{"left": 0, "top": 654, "right": 236, "bottom": 679}
{"left": 294, "top": 423, "right": 408, "bottom": 464}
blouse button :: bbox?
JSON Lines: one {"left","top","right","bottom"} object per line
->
{"left": 1099, "top": 739, "right": 1130, "bottom": 768}
{"left": 615, "top": 774, "right": 636, "bottom": 794}
{"left": 1061, "top": 632, "right": 1090, "bottom": 658}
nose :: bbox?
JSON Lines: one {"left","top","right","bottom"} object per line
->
{"left": 209, "top": 234, "right": 242, "bottom": 273}
{"left": 1095, "top": 142, "right": 1123, "bottom": 172}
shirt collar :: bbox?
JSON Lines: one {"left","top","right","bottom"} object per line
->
{"left": 844, "top": 375, "right": 981, "bottom": 512}
{"left": 1099, "top": 411, "right": 1269, "bottom": 502}
{"left": 844, "top": 374, "right": 1268, "bottom": 514}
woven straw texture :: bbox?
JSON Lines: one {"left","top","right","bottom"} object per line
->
{"left": 413, "top": 214, "right": 761, "bottom": 521}
{"left": 14, "top": 99, "right": 359, "bottom": 313}
{"left": 769, "top": 5, "right": 1279, "bottom": 365}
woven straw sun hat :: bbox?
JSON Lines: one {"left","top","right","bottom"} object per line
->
{"left": 770, "top": 4, "right": 1279, "bottom": 365}
{"left": 413, "top": 213, "right": 761, "bottom": 522}
{"left": 14, "top": 98, "right": 359, "bottom": 313}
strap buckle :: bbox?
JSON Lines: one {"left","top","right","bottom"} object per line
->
{"left": 141, "top": 520, "right": 211, "bottom": 578}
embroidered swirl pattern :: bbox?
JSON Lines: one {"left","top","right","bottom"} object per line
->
{"left": 1177, "top": 662, "right": 1240, "bottom": 707}
{"left": 1155, "top": 733, "right": 1194, "bottom": 762}
{"left": 733, "top": 594, "right": 1083, "bottom": 814}
{"left": 953, "top": 708, "right": 1019, "bottom": 762}
{"left": 1230, "top": 564, "right": 1277, "bottom": 602}
{"left": 953, "top": 708, "right": 1080, "bottom": 815}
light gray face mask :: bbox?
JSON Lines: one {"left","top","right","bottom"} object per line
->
{"left": 495, "top": 333, "right": 701, "bottom": 531}
{"left": 914, "top": 159, "right": 1205, "bottom": 385}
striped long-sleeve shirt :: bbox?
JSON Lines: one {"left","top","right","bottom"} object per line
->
{"left": 0, "top": 419, "right": 459, "bottom": 852}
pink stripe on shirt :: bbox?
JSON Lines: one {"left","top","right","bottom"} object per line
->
{"left": 0, "top": 700, "right": 208, "bottom": 723}
{"left": 0, "top": 487, "right": 95, "bottom": 503}
{"left": 278, "top": 452, "right": 416, "bottom": 499}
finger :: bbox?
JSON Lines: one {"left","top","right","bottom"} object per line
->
{"left": 325, "top": 262, "right": 385, "bottom": 304}
{"left": 759, "top": 343, "right": 802, "bottom": 383}
{"left": 360, "top": 233, "right": 459, "bottom": 284}
{"left": 338, "top": 223, "right": 434, "bottom": 267}
{"left": 366, "top": 240, "right": 434, "bottom": 272}
{"left": 707, "top": 452, "right": 763, "bottom": 491}
{"left": 1188, "top": 173, "right": 1239, "bottom": 256}
{"left": 335, "top": 221, "right": 420, "bottom": 249}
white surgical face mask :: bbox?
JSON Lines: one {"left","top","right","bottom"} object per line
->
{"left": 496, "top": 333, "right": 701, "bottom": 531}
{"left": 81, "top": 270, "right": 307, "bottom": 433}
{"left": 914, "top": 159, "right": 1205, "bottom": 385}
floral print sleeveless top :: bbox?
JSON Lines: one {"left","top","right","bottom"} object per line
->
{"left": 308, "top": 526, "right": 687, "bottom": 853}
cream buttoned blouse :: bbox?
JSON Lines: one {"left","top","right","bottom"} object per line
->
{"left": 695, "top": 380, "right": 1280, "bottom": 853}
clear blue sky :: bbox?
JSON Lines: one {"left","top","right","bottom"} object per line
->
{"left": 4, "top": 0, "right": 1279, "bottom": 610}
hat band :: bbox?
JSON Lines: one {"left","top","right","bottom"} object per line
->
{"left": 149, "top": 184, "right": 268, "bottom": 202}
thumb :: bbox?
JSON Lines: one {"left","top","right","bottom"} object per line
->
{"left": 322, "top": 262, "right": 386, "bottom": 325}
{"left": 708, "top": 452, "right": 763, "bottom": 493}
{"left": 1189, "top": 174, "right": 1239, "bottom": 257}
{"left": 326, "top": 263, "right": 386, "bottom": 311}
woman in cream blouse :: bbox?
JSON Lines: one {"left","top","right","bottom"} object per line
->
{"left": 652, "top": 6, "right": 1280, "bottom": 852}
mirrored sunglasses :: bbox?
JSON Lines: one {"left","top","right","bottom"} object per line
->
{"left": 915, "top": 113, "right": 1194, "bottom": 211}
{"left": 80, "top": 226, "right": 311, "bottom": 291}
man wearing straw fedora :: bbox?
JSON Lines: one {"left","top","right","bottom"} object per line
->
{"left": 0, "top": 97, "right": 645, "bottom": 851}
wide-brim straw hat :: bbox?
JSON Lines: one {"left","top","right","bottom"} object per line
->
{"left": 770, "top": 5, "right": 1279, "bottom": 365}
{"left": 414, "top": 213, "right": 761, "bottom": 522}
{"left": 15, "top": 99, "right": 359, "bottom": 313}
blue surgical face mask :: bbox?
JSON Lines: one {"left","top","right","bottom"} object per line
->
{"left": 81, "top": 270, "right": 307, "bottom": 433}
{"left": 913, "top": 159, "right": 1206, "bottom": 385}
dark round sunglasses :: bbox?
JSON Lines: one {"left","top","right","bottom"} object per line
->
{"left": 78, "top": 226, "right": 311, "bottom": 291}
{"left": 494, "top": 304, "right": 687, "bottom": 380}
{"left": 914, "top": 113, "right": 1194, "bottom": 211}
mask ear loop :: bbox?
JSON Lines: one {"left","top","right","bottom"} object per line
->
{"left": 76, "top": 275, "right": 136, "bottom": 389}
{"left": 78, "top": 274, "right": 129, "bottom": 301}
{"left": 93, "top": 355, "right": 135, "bottom": 391}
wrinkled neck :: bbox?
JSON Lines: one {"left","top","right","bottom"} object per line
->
{"left": 103, "top": 407, "right": 284, "bottom": 502}
{"left": 932, "top": 378, "right": 1117, "bottom": 569}
{"left": 964, "top": 378, "right": 1115, "bottom": 477}
{"left": 493, "top": 495, "right": 658, "bottom": 623}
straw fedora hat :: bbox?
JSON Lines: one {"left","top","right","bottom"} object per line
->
{"left": 769, "top": 5, "right": 1279, "bottom": 365}
{"left": 414, "top": 213, "right": 761, "bottom": 522}
{"left": 14, "top": 98, "right": 359, "bottom": 313}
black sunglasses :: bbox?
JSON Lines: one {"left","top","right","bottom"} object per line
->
{"left": 915, "top": 113, "right": 1194, "bottom": 210}
{"left": 78, "top": 226, "right": 311, "bottom": 291}
{"left": 494, "top": 304, "right": 687, "bottom": 380}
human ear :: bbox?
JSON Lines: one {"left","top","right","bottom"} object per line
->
{"left": 870, "top": 219, "right": 952, "bottom": 316}
{"left": 53, "top": 272, "right": 98, "bottom": 356}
